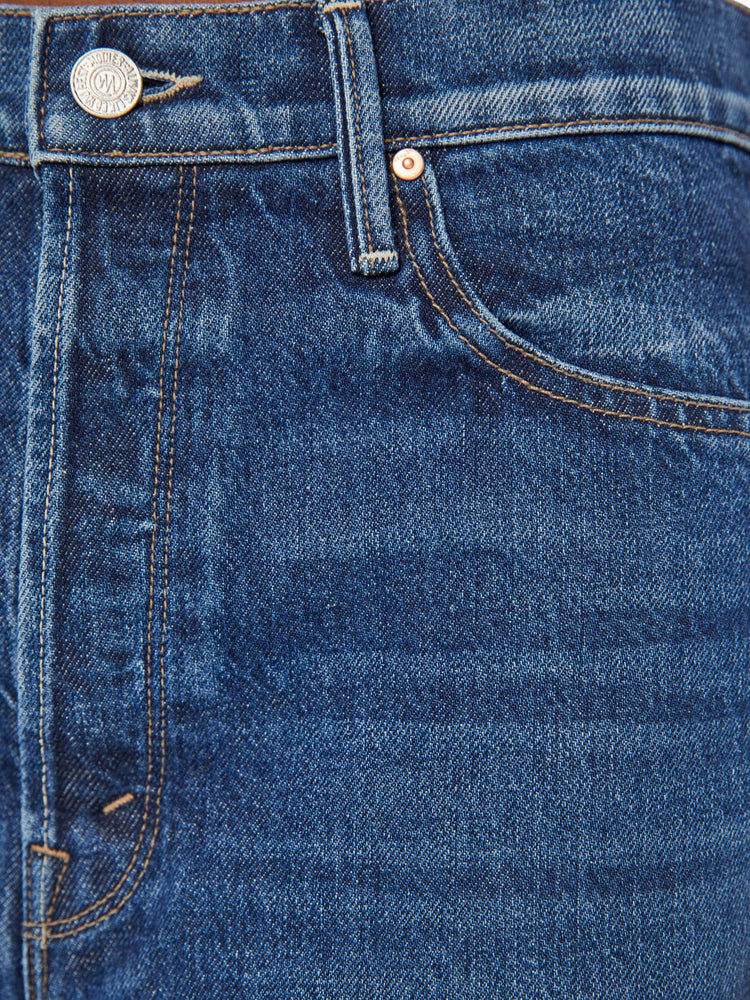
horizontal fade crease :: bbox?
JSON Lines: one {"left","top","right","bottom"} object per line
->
{"left": 204, "top": 847, "right": 750, "bottom": 900}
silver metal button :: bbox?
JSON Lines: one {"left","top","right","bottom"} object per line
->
{"left": 70, "top": 48, "right": 142, "bottom": 119}
{"left": 392, "top": 148, "right": 425, "bottom": 181}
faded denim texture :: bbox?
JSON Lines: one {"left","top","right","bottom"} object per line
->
{"left": 1, "top": 1, "right": 750, "bottom": 998}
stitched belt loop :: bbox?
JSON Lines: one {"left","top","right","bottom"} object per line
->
{"left": 316, "top": 0, "right": 399, "bottom": 277}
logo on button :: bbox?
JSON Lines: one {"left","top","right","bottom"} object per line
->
{"left": 70, "top": 48, "right": 142, "bottom": 119}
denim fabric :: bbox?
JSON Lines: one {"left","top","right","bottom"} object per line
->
{"left": 1, "top": 2, "right": 750, "bottom": 998}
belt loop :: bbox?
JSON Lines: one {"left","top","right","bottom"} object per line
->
{"left": 316, "top": 0, "right": 399, "bottom": 277}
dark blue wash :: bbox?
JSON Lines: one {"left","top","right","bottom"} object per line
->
{"left": 1, "top": 1, "right": 750, "bottom": 997}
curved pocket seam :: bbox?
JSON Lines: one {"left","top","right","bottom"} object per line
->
{"left": 456, "top": 338, "right": 750, "bottom": 438}
{"left": 393, "top": 171, "right": 750, "bottom": 439}
{"left": 418, "top": 176, "right": 750, "bottom": 414}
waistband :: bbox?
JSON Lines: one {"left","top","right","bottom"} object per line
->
{"left": 1, "top": 0, "right": 750, "bottom": 169}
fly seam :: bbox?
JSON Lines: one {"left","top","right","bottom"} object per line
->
{"left": 341, "top": 10, "right": 374, "bottom": 253}
{"left": 393, "top": 179, "right": 750, "bottom": 438}
{"left": 42, "top": 856, "right": 68, "bottom": 1000}
{"left": 23, "top": 166, "right": 185, "bottom": 934}
{"left": 35, "top": 166, "right": 72, "bottom": 849}
{"left": 24, "top": 165, "right": 198, "bottom": 942}
{"left": 36, "top": 166, "right": 73, "bottom": 950}
{"left": 25, "top": 847, "right": 69, "bottom": 1000}
{"left": 419, "top": 175, "right": 750, "bottom": 415}
{"left": 45, "top": 860, "right": 69, "bottom": 920}
{"left": 25, "top": 858, "right": 37, "bottom": 1000}
{"left": 149, "top": 163, "right": 199, "bottom": 908}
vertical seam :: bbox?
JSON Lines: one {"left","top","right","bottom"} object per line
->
{"left": 150, "top": 161, "right": 198, "bottom": 878}
{"left": 23, "top": 165, "right": 185, "bottom": 934}
{"left": 341, "top": 10, "right": 373, "bottom": 253}
{"left": 24, "top": 165, "right": 197, "bottom": 942}
{"left": 40, "top": 851, "right": 68, "bottom": 999}
{"left": 25, "top": 860, "right": 36, "bottom": 1000}
{"left": 44, "top": 859, "right": 68, "bottom": 921}
{"left": 35, "top": 167, "right": 73, "bottom": 969}
{"left": 24, "top": 848, "right": 69, "bottom": 1000}
{"left": 38, "top": 165, "right": 73, "bottom": 851}
{"left": 39, "top": 22, "right": 51, "bottom": 149}
{"left": 128, "top": 160, "right": 184, "bottom": 895}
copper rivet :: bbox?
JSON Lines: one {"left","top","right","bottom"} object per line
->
{"left": 392, "top": 147, "right": 425, "bottom": 181}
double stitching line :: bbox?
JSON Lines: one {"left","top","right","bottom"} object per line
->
{"left": 24, "top": 165, "right": 198, "bottom": 942}
{"left": 34, "top": 123, "right": 750, "bottom": 166}
{"left": 341, "top": 8, "right": 374, "bottom": 254}
{"left": 34, "top": 119, "right": 750, "bottom": 162}
{"left": 386, "top": 116, "right": 750, "bottom": 150}
{"left": 25, "top": 165, "right": 184, "bottom": 936}
{"left": 393, "top": 177, "right": 750, "bottom": 439}
{"left": 42, "top": 847, "right": 69, "bottom": 1000}
{"left": 40, "top": 0, "right": 386, "bottom": 22}
{"left": 39, "top": 22, "right": 52, "bottom": 148}
{"left": 418, "top": 177, "right": 750, "bottom": 414}
{"left": 30, "top": 166, "right": 74, "bottom": 987}
{"left": 25, "top": 845, "right": 70, "bottom": 1000}
{"left": 51, "top": 1, "right": 315, "bottom": 22}
{"left": 457, "top": 342, "right": 750, "bottom": 438}
{"left": 25, "top": 858, "right": 36, "bottom": 1000}
{"left": 37, "top": 167, "right": 73, "bottom": 859}
{"left": 41, "top": 142, "right": 335, "bottom": 158}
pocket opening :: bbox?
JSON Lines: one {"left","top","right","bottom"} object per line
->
{"left": 392, "top": 155, "right": 750, "bottom": 440}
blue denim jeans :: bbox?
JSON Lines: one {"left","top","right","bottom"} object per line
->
{"left": 1, "top": 1, "right": 750, "bottom": 997}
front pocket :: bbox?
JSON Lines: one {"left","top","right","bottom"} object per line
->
{"left": 392, "top": 154, "right": 750, "bottom": 440}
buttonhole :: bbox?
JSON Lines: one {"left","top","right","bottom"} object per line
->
{"left": 140, "top": 70, "right": 203, "bottom": 106}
